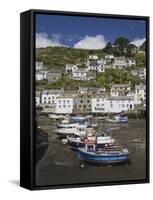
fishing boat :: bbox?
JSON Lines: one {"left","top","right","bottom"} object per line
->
{"left": 106, "top": 114, "right": 128, "bottom": 123}
{"left": 48, "top": 114, "right": 66, "bottom": 120}
{"left": 56, "top": 119, "right": 80, "bottom": 129}
{"left": 67, "top": 134, "right": 115, "bottom": 148}
{"left": 76, "top": 144, "right": 129, "bottom": 164}
{"left": 56, "top": 116, "right": 97, "bottom": 128}
{"left": 54, "top": 124, "right": 95, "bottom": 137}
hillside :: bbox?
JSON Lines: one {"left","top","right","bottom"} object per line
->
{"left": 36, "top": 47, "right": 105, "bottom": 71}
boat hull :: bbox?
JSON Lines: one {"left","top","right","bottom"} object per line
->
{"left": 76, "top": 148, "right": 129, "bottom": 164}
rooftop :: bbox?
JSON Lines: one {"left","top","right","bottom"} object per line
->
{"left": 42, "top": 89, "right": 63, "bottom": 95}
{"left": 107, "top": 96, "right": 134, "bottom": 101}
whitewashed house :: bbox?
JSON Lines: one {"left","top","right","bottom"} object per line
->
{"left": 87, "top": 56, "right": 105, "bottom": 73}
{"left": 92, "top": 96, "right": 134, "bottom": 113}
{"left": 113, "top": 57, "right": 127, "bottom": 69}
{"left": 41, "top": 89, "right": 63, "bottom": 104}
{"left": 55, "top": 95, "right": 74, "bottom": 114}
{"left": 36, "top": 71, "right": 47, "bottom": 81}
{"left": 36, "top": 61, "right": 43, "bottom": 71}
{"left": 92, "top": 96, "right": 108, "bottom": 113}
{"left": 65, "top": 64, "right": 78, "bottom": 74}
{"left": 78, "top": 87, "right": 88, "bottom": 94}
{"left": 110, "top": 83, "right": 131, "bottom": 97}
{"left": 128, "top": 58, "right": 136, "bottom": 67}
{"left": 105, "top": 55, "right": 114, "bottom": 59}
{"left": 71, "top": 68, "right": 96, "bottom": 80}
{"left": 134, "top": 83, "right": 146, "bottom": 105}
{"left": 138, "top": 68, "right": 146, "bottom": 79}
{"left": 107, "top": 96, "right": 134, "bottom": 113}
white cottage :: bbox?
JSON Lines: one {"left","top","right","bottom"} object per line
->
{"left": 92, "top": 96, "right": 108, "bottom": 113}
{"left": 107, "top": 96, "right": 134, "bottom": 113}
{"left": 65, "top": 64, "right": 78, "bottom": 74}
{"left": 113, "top": 57, "right": 127, "bottom": 69}
{"left": 138, "top": 68, "right": 146, "bottom": 79}
{"left": 87, "top": 56, "right": 105, "bottom": 73}
{"left": 41, "top": 89, "right": 63, "bottom": 104}
{"left": 36, "top": 71, "right": 47, "bottom": 81}
{"left": 134, "top": 83, "right": 146, "bottom": 105}
{"left": 110, "top": 83, "right": 131, "bottom": 97}
{"left": 55, "top": 95, "right": 74, "bottom": 114}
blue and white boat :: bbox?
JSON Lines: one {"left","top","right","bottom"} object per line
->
{"left": 76, "top": 144, "right": 129, "bottom": 164}
{"left": 106, "top": 114, "right": 128, "bottom": 123}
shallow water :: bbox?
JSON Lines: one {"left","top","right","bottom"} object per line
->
{"left": 35, "top": 117, "right": 146, "bottom": 186}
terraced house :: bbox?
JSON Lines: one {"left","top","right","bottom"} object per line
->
{"left": 55, "top": 95, "right": 74, "bottom": 114}
{"left": 74, "top": 95, "right": 92, "bottom": 113}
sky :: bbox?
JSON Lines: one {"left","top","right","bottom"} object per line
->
{"left": 36, "top": 14, "right": 146, "bottom": 49}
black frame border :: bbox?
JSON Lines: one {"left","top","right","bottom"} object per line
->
{"left": 20, "top": 9, "right": 150, "bottom": 190}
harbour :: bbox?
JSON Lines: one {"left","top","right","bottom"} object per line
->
{"left": 35, "top": 115, "right": 146, "bottom": 186}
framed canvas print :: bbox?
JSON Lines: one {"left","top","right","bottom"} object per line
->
{"left": 20, "top": 9, "right": 149, "bottom": 190}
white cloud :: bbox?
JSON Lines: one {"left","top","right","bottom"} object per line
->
{"left": 74, "top": 35, "right": 107, "bottom": 49}
{"left": 130, "top": 38, "right": 146, "bottom": 47}
{"left": 36, "top": 32, "right": 66, "bottom": 48}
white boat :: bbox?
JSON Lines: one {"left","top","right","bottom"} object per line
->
{"left": 54, "top": 124, "right": 95, "bottom": 137}
{"left": 106, "top": 114, "right": 128, "bottom": 123}
{"left": 67, "top": 134, "right": 115, "bottom": 148}
{"left": 56, "top": 119, "right": 80, "bottom": 128}
{"left": 48, "top": 114, "right": 66, "bottom": 120}
{"left": 56, "top": 116, "right": 96, "bottom": 129}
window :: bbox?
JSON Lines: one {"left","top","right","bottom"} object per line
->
{"left": 67, "top": 100, "right": 69, "bottom": 103}
{"left": 68, "top": 105, "right": 71, "bottom": 107}
{"left": 44, "top": 97, "right": 46, "bottom": 100}
{"left": 59, "top": 100, "right": 61, "bottom": 103}
{"left": 87, "top": 100, "right": 90, "bottom": 103}
{"left": 48, "top": 97, "right": 51, "bottom": 100}
{"left": 83, "top": 105, "right": 86, "bottom": 108}
{"left": 48, "top": 101, "right": 51, "bottom": 104}
{"left": 59, "top": 105, "right": 61, "bottom": 108}
{"left": 122, "top": 104, "right": 124, "bottom": 108}
{"left": 80, "top": 100, "right": 83, "bottom": 103}
{"left": 96, "top": 99, "right": 100, "bottom": 102}
{"left": 44, "top": 101, "right": 46, "bottom": 104}
{"left": 110, "top": 104, "right": 113, "bottom": 108}
{"left": 63, "top": 105, "right": 66, "bottom": 108}
{"left": 130, "top": 104, "right": 132, "bottom": 109}
{"left": 89, "top": 104, "right": 91, "bottom": 107}
{"left": 96, "top": 104, "right": 100, "bottom": 107}
{"left": 63, "top": 100, "right": 65, "bottom": 103}
{"left": 127, "top": 104, "right": 129, "bottom": 108}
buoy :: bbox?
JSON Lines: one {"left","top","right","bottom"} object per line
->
{"left": 61, "top": 139, "right": 68, "bottom": 145}
{"left": 80, "top": 162, "right": 85, "bottom": 168}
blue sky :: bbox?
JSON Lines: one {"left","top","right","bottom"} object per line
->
{"left": 36, "top": 14, "right": 146, "bottom": 49}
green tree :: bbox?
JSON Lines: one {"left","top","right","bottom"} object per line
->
{"left": 103, "top": 42, "right": 113, "bottom": 54}
{"left": 114, "top": 37, "right": 130, "bottom": 56}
